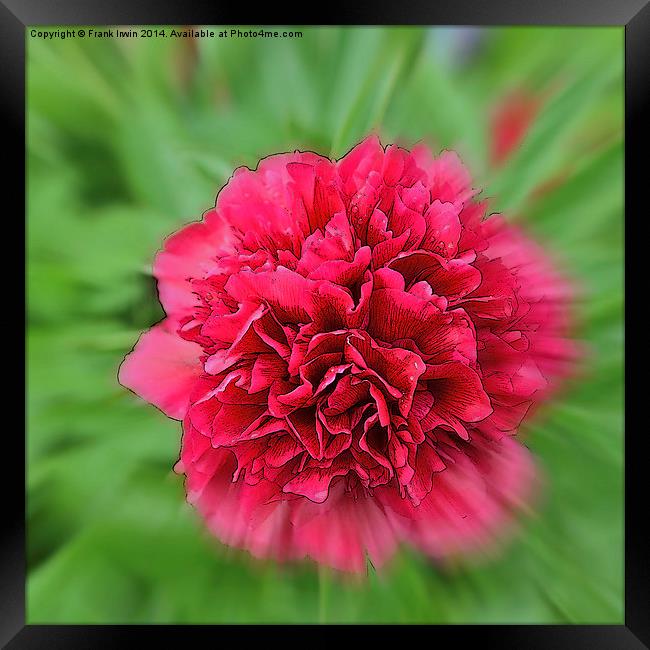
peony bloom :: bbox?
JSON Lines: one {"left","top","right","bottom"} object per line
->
{"left": 120, "top": 136, "right": 574, "bottom": 572}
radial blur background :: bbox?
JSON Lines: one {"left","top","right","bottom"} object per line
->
{"left": 27, "top": 26, "right": 623, "bottom": 623}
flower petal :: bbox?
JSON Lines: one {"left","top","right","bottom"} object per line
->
{"left": 153, "top": 211, "right": 235, "bottom": 319}
{"left": 378, "top": 434, "right": 537, "bottom": 558}
{"left": 119, "top": 319, "right": 203, "bottom": 419}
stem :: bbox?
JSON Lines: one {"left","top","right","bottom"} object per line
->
{"left": 318, "top": 565, "right": 328, "bottom": 624}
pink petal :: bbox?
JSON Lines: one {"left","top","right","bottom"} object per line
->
{"left": 119, "top": 319, "right": 203, "bottom": 419}
{"left": 378, "top": 434, "right": 537, "bottom": 558}
{"left": 153, "top": 211, "right": 235, "bottom": 320}
{"left": 226, "top": 268, "right": 313, "bottom": 324}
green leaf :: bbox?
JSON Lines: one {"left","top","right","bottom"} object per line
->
{"left": 486, "top": 54, "right": 623, "bottom": 214}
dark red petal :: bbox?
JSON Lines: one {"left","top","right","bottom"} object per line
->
{"left": 286, "top": 407, "right": 324, "bottom": 459}
{"left": 390, "top": 251, "right": 482, "bottom": 301}
{"left": 368, "top": 288, "right": 477, "bottom": 364}
{"left": 423, "top": 361, "right": 493, "bottom": 432}
{"left": 345, "top": 332, "right": 425, "bottom": 416}
{"left": 209, "top": 403, "right": 268, "bottom": 446}
{"left": 282, "top": 457, "right": 350, "bottom": 503}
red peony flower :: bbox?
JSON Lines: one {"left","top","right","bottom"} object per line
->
{"left": 120, "top": 135, "right": 574, "bottom": 572}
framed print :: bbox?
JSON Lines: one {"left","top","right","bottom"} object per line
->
{"left": 4, "top": 0, "right": 647, "bottom": 644}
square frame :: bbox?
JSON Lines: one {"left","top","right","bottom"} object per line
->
{"left": 6, "top": 0, "right": 646, "bottom": 643}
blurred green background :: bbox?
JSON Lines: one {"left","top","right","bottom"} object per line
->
{"left": 27, "top": 26, "right": 623, "bottom": 623}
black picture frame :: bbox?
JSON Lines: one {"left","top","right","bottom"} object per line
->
{"left": 6, "top": 0, "right": 646, "bottom": 644}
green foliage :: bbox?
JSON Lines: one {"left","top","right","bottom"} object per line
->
{"left": 27, "top": 26, "right": 623, "bottom": 623}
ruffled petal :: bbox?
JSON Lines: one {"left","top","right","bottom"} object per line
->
{"left": 119, "top": 319, "right": 203, "bottom": 419}
{"left": 377, "top": 434, "right": 537, "bottom": 558}
{"left": 153, "top": 210, "right": 235, "bottom": 319}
